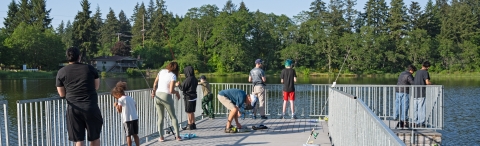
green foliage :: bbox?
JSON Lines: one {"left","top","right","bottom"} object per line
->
{"left": 297, "top": 66, "right": 311, "bottom": 76}
{"left": 2, "top": 0, "right": 480, "bottom": 75}
{"left": 4, "top": 23, "right": 64, "bottom": 70}
{"left": 126, "top": 68, "right": 145, "bottom": 77}
{"left": 101, "top": 71, "right": 107, "bottom": 78}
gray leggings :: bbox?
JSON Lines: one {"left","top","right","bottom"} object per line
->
{"left": 155, "top": 92, "right": 180, "bottom": 137}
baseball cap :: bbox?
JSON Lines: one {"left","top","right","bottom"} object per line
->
{"left": 255, "top": 59, "right": 263, "bottom": 64}
{"left": 200, "top": 75, "right": 206, "bottom": 80}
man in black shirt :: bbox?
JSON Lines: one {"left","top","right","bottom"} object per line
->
{"left": 413, "top": 61, "right": 432, "bottom": 127}
{"left": 280, "top": 59, "right": 297, "bottom": 119}
{"left": 56, "top": 47, "right": 102, "bottom": 146}
{"left": 394, "top": 65, "right": 416, "bottom": 128}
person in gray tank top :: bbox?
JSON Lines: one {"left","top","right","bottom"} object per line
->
{"left": 248, "top": 59, "right": 267, "bottom": 119}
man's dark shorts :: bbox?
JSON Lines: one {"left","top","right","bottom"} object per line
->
{"left": 123, "top": 120, "right": 139, "bottom": 136}
{"left": 184, "top": 98, "right": 197, "bottom": 113}
{"left": 67, "top": 106, "right": 103, "bottom": 141}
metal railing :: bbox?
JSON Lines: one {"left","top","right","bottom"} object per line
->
{"left": 11, "top": 83, "right": 443, "bottom": 145}
{"left": 0, "top": 100, "right": 9, "bottom": 146}
{"left": 210, "top": 83, "right": 330, "bottom": 118}
{"left": 328, "top": 88, "right": 405, "bottom": 146}
{"left": 335, "top": 85, "right": 444, "bottom": 130}
{"left": 15, "top": 87, "right": 203, "bottom": 146}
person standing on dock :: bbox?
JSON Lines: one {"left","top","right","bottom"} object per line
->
{"left": 413, "top": 61, "right": 432, "bottom": 127}
{"left": 280, "top": 59, "right": 297, "bottom": 119}
{"left": 151, "top": 62, "right": 182, "bottom": 141}
{"left": 111, "top": 81, "right": 140, "bottom": 146}
{"left": 217, "top": 89, "right": 257, "bottom": 133}
{"left": 394, "top": 64, "right": 416, "bottom": 128}
{"left": 198, "top": 75, "right": 214, "bottom": 119}
{"left": 249, "top": 59, "right": 267, "bottom": 119}
{"left": 176, "top": 66, "right": 198, "bottom": 130}
{"left": 56, "top": 46, "right": 103, "bottom": 146}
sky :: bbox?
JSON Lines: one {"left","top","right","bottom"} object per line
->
{"left": 0, "top": 0, "right": 428, "bottom": 28}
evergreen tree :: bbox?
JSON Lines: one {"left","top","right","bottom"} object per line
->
{"left": 31, "top": 0, "right": 52, "bottom": 30}
{"left": 118, "top": 10, "right": 132, "bottom": 36}
{"left": 131, "top": 2, "right": 147, "bottom": 48}
{"left": 99, "top": 8, "right": 119, "bottom": 55}
{"left": 56, "top": 20, "right": 65, "bottom": 35}
{"left": 3, "top": 0, "right": 19, "bottom": 35}
{"left": 72, "top": 0, "right": 98, "bottom": 63}
{"left": 386, "top": 0, "right": 408, "bottom": 69}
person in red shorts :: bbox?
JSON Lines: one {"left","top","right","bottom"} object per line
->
{"left": 280, "top": 59, "right": 297, "bottom": 119}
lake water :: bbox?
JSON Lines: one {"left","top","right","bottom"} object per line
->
{"left": 0, "top": 76, "right": 479, "bottom": 145}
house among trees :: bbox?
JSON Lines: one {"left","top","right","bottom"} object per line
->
{"left": 93, "top": 56, "right": 140, "bottom": 72}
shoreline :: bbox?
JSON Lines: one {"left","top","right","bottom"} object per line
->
{"left": 1, "top": 70, "right": 480, "bottom": 79}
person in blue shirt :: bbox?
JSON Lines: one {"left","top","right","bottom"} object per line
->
{"left": 217, "top": 89, "right": 258, "bottom": 133}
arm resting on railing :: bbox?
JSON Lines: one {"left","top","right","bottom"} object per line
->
{"left": 57, "top": 87, "right": 66, "bottom": 98}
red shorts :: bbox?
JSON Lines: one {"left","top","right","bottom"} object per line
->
{"left": 283, "top": 91, "right": 295, "bottom": 100}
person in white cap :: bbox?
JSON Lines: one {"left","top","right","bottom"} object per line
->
{"left": 217, "top": 89, "right": 257, "bottom": 133}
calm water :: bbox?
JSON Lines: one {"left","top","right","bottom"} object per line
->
{"left": 0, "top": 76, "right": 479, "bottom": 145}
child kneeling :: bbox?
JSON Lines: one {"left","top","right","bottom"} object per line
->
{"left": 112, "top": 81, "right": 140, "bottom": 146}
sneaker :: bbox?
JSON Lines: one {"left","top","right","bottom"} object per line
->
{"left": 260, "top": 116, "right": 268, "bottom": 119}
{"left": 192, "top": 123, "right": 197, "bottom": 129}
{"left": 252, "top": 116, "right": 257, "bottom": 119}
{"left": 291, "top": 115, "right": 297, "bottom": 119}
{"left": 281, "top": 115, "right": 285, "bottom": 119}
{"left": 182, "top": 124, "right": 194, "bottom": 130}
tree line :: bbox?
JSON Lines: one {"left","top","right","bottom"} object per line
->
{"left": 1, "top": 0, "right": 479, "bottom": 74}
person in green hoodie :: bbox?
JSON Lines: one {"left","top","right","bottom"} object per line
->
{"left": 177, "top": 66, "right": 198, "bottom": 130}
{"left": 198, "top": 75, "right": 214, "bottom": 119}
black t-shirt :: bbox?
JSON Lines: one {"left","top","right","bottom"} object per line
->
{"left": 414, "top": 69, "right": 430, "bottom": 97}
{"left": 56, "top": 62, "right": 99, "bottom": 110}
{"left": 280, "top": 68, "right": 297, "bottom": 92}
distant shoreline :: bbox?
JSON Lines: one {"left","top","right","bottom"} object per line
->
{"left": 1, "top": 70, "right": 479, "bottom": 79}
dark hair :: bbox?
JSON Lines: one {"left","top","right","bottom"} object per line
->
{"left": 422, "top": 61, "right": 431, "bottom": 68}
{"left": 66, "top": 46, "right": 81, "bottom": 62}
{"left": 166, "top": 62, "right": 179, "bottom": 77}
{"left": 111, "top": 81, "right": 127, "bottom": 97}
{"left": 407, "top": 65, "right": 417, "bottom": 72}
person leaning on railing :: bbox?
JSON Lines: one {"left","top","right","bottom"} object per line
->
{"left": 56, "top": 46, "right": 103, "bottom": 146}
{"left": 394, "top": 64, "right": 416, "bottom": 129}
{"left": 151, "top": 61, "right": 182, "bottom": 141}
{"left": 413, "top": 61, "right": 432, "bottom": 128}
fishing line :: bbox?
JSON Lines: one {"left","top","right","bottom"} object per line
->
{"left": 319, "top": 47, "right": 352, "bottom": 119}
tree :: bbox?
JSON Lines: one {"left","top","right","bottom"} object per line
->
{"left": 4, "top": 23, "right": 64, "bottom": 70}
{"left": 118, "top": 10, "right": 132, "bottom": 46}
{"left": 98, "top": 8, "right": 119, "bottom": 56}
{"left": 131, "top": 2, "right": 147, "bottom": 48}
{"left": 56, "top": 20, "right": 65, "bottom": 35}
{"left": 3, "top": 0, "right": 19, "bottom": 35}
{"left": 111, "top": 41, "right": 131, "bottom": 56}
{"left": 31, "top": 0, "right": 52, "bottom": 30}
{"left": 72, "top": 0, "right": 98, "bottom": 63}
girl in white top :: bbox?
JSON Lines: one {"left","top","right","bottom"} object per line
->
{"left": 151, "top": 62, "right": 182, "bottom": 142}
{"left": 112, "top": 81, "right": 140, "bottom": 146}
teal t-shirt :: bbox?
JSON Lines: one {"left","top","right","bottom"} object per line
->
{"left": 218, "top": 89, "right": 246, "bottom": 109}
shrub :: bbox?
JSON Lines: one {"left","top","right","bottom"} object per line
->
{"left": 101, "top": 71, "right": 107, "bottom": 78}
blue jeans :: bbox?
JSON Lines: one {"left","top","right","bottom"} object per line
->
{"left": 413, "top": 97, "right": 426, "bottom": 125}
{"left": 393, "top": 93, "right": 409, "bottom": 121}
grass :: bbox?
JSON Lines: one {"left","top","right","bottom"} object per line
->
{"left": 0, "top": 70, "right": 56, "bottom": 79}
